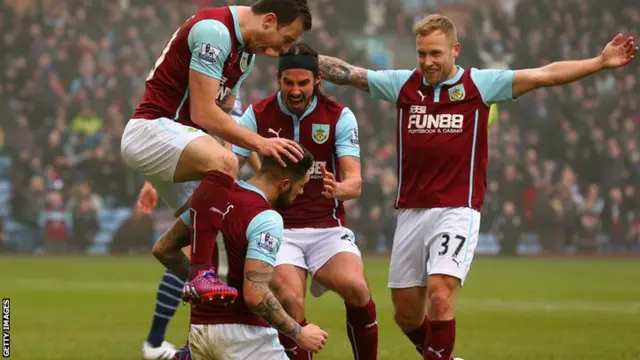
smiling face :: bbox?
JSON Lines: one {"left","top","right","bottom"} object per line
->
{"left": 278, "top": 68, "right": 319, "bottom": 115}
{"left": 413, "top": 15, "right": 460, "bottom": 84}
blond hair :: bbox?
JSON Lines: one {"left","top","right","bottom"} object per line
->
{"left": 413, "top": 14, "right": 457, "bottom": 43}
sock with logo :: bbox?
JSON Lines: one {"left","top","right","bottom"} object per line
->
{"left": 279, "top": 318, "right": 312, "bottom": 359}
{"left": 404, "top": 316, "right": 428, "bottom": 355}
{"left": 346, "top": 298, "right": 378, "bottom": 360}
{"left": 423, "top": 319, "right": 456, "bottom": 360}
{"left": 146, "top": 270, "right": 186, "bottom": 347}
{"left": 189, "top": 170, "right": 235, "bottom": 271}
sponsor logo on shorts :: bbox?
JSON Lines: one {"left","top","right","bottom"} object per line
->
{"left": 199, "top": 43, "right": 221, "bottom": 64}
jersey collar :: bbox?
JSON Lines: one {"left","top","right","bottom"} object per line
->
{"left": 422, "top": 65, "right": 464, "bottom": 87}
{"left": 237, "top": 181, "right": 268, "bottom": 201}
{"left": 229, "top": 6, "right": 245, "bottom": 46}
{"left": 277, "top": 92, "right": 318, "bottom": 121}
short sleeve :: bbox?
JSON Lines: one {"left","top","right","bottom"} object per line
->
{"left": 367, "top": 69, "right": 414, "bottom": 103}
{"left": 231, "top": 105, "right": 257, "bottom": 158}
{"left": 188, "top": 19, "right": 232, "bottom": 80}
{"left": 334, "top": 107, "right": 360, "bottom": 158}
{"left": 245, "top": 210, "right": 284, "bottom": 266}
{"left": 470, "top": 68, "right": 516, "bottom": 105}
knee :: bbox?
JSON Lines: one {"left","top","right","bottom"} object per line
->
{"left": 427, "top": 276, "right": 458, "bottom": 319}
{"left": 218, "top": 151, "right": 238, "bottom": 178}
{"left": 276, "top": 290, "right": 305, "bottom": 321}
{"left": 393, "top": 306, "right": 423, "bottom": 331}
{"left": 342, "top": 279, "right": 371, "bottom": 307}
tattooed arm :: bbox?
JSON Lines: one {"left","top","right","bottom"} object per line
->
{"left": 318, "top": 55, "right": 370, "bottom": 92}
{"left": 152, "top": 217, "right": 191, "bottom": 279}
{"left": 243, "top": 259, "right": 302, "bottom": 339}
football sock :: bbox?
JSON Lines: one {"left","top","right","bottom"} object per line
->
{"left": 404, "top": 316, "right": 428, "bottom": 355}
{"left": 345, "top": 299, "right": 378, "bottom": 360}
{"left": 146, "top": 270, "right": 186, "bottom": 347}
{"left": 423, "top": 319, "right": 456, "bottom": 360}
{"left": 189, "top": 170, "right": 235, "bottom": 270}
{"left": 279, "top": 318, "right": 312, "bottom": 359}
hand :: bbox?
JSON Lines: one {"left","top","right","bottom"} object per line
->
{"left": 320, "top": 164, "right": 338, "bottom": 199}
{"left": 257, "top": 137, "right": 303, "bottom": 167}
{"left": 295, "top": 323, "right": 328, "bottom": 354}
{"left": 600, "top": 33, "right": 638, "bottom": 69}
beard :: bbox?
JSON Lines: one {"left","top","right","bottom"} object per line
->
{"left": 274, "top": 188, "right": 294, "bottom": 210}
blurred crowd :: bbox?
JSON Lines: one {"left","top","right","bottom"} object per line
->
{"left": 0, "top": 0, "right": 638, "bottom": 255}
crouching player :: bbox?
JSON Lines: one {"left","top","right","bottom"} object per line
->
{"left": 159, "top": 146, "right": 328, "bottom": 359}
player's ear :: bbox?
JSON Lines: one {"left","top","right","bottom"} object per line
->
{"left": 279, "top": 178, "right": 291, "bottom": 193}
{"left": 263, "top": 13, "right": 277, "bottom": 30}
{"left": 452, "top": 42, "right": 461, "bottom": 57}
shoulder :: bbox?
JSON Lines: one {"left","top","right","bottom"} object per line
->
{"left": 252, "top": 93, "right": 279, "bottom": 113}
{"left": 317, "top": 95, "right": 346, "bottom": 115}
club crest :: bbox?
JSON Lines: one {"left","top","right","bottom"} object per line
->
{"left": 312, "top": 124, "right": 330, "bottom": 144}
{"left": 448, "top": 84, "right": 465, "bottom": 101}
{"left": 240, "top": 53, "right": 250, "bottom": 72}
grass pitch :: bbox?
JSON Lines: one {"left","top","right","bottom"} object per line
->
{"left": 1, "top": 255, "right": 639, "bottom": 359}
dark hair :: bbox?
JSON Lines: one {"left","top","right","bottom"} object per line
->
{"left": 251, "top": 0, "right": 312, "bottom": 31}
{"left": 259, "top": 143, "right": 314, "bottom": 183}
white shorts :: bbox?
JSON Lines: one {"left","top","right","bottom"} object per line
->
{"left": 388, "top": 207, "right": 480, "bottom": 288}
{"left": 276, "top": 227, "right": 361, "bottom": 297}
{"left": 188, "top": 323, "right": 287, "bottom": 360}
{"left": 121, "top": 118, "right": 206, "bottom": 212}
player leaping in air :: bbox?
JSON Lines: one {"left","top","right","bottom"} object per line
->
{"left": 316, "top": 14, "right": 637, "bottom": 360}
{"left": 232, "top": 42, "right": 378, "bottom": 360}
{"left": 120, "top": 1, "right": 313, "bottom": 359}
{"left": 156, "top": 147, "right": 329, "bottom": 360}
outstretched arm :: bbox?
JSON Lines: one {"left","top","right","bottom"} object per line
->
{"left": 318, "top": 55, "right": 370, "bottom": 92}
{"left": 513, "top": 33, "right": 637, "bottom": 98}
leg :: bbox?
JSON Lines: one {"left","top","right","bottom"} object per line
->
{"left": 143, "top": 269, "right": 184, "bottom": 359}
{"left": 313, "top": 251, "right": 378, "bottom": 360}
{"left": 271, "top": 235, "right": 310, "bottom": 359}
{"left": 421, "top": 207, "right": 480, "bottom": 360}
{"left": 387, "top": 209, "right": 431, "bottom": 355}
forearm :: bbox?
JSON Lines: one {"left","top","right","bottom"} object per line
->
{"left": 335, "top": 177, "right": 362, "bottom": 201}
{"left": 195, "top": 106, "right": 264, "bottom": 152}
{"left": 318, "top": 55, "right": 370, "bottom": 92}
{"left": 248, "top": 290, "right": 302, "bottom": 339}
{"left": 535, "top": 57, "right": 604, "bottom": 87}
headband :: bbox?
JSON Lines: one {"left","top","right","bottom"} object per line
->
{"left": 278, "top": 54, "right": 319, "bottom": 76}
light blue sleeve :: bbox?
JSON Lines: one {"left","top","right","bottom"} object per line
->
{"left": 188, "top": 19, "right": 232, "bottom": 80}
{"left": 334, "top": 107, "right": 360, "bottom": 158}
{"left": 231, "top": 105, "right": 257, "bottom": 158}
{"left": 470, "top": 68, "right": 516, "bottom": 105}
{"left": 245, "top": 210, "right": 284, "bottom": 266}
{"left": 366, "top": 69, "right": 414, "bottom": 103}
{"left": 231, "top": 56, "right": 255, "bottom": 96}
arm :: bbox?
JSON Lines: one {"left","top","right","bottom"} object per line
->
{"left": 318, "top": 55, "right": 370, "bottom": 92}
{"left": 244, "top": 259, "right": 301, "bottom": 340}
{"left": 330, "top": 107, "right": 362, "bottom": 201}
{"left": 243, "top": 210, "right": 301, "bottom": 339}
{"left": 512, "top": 33, "right": 638, "bottom": 98}
{"left": 187, "top": 19, "right": 265, "bottom": 152}
{"left": 230, "top": 105, "right": 262, "bottom": 173}
{"left": 152, "top": 215, "right": 191, "bottom": 279}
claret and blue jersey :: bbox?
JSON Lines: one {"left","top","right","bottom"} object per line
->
{"left": 231, "top": 92, "right": 361, "bottom": 229}
{"left": 190, "top": 181, "right": 284, "bottom": 327}
{"left": 367, "top": 66, "right": 515, "bottom": 211}
{"left": 133, "top": 6, "right": 255, "bottom": 130}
